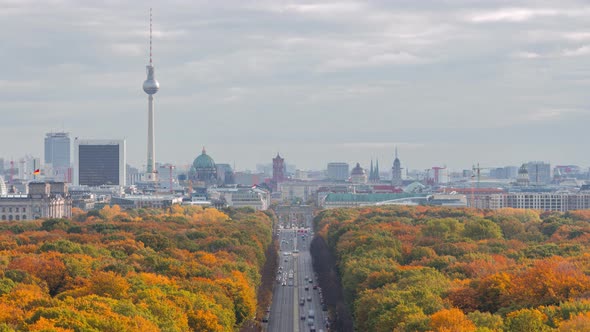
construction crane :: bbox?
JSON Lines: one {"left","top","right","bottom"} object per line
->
{"left": 470, "top": 163, "right": 492, "bottom": 208}
{"left": 472, "top": 163, "right": 492, "bottom": 188}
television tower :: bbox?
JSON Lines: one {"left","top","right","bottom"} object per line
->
{"left": 143, "top": 8, "right": 159, "bottom": 181}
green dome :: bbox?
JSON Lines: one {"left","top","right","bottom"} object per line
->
{"left": 193, "top": 147, "right": 216, "bottom": 170}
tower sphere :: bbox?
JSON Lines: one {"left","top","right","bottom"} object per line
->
{"left": 143, "top": 73, "right": 159, "bottom": 94}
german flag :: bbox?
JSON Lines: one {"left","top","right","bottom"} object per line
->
{"left": 33, "top": 169, "right": 40, "bottom": 175}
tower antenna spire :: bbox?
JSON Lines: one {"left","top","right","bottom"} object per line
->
{"left": 149, "top": 8, "right": 153, "bottom": 65}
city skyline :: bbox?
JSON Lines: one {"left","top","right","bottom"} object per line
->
{"left": 2, "top": 1, "right": 590, "bottom": 170}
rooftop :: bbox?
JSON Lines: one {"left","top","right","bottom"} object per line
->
{"left": 325, "top": 192, "right": 427, "bottom": 203}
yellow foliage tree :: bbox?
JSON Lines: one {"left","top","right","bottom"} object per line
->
{"left": 89, "top": 271, "right": 129, "bottom": 299}
{"left": 200, "top": 209, "right": 229, "bottom": 223}
{"left": 28, "top": 317, "right": 74, "bottom": 332}
{"left": 99, "top": 205, "right": 122, "bottom": 220}
{"left": 429, "top": 308, "right": 476, "bottom": 332}
{"left": 187, "top": 309, "right": 224, "bottom": 332}
{"left": 559, "top": 312, "right": 590, "bottom": 331}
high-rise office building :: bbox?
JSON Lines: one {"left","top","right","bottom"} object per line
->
{"left": 327, "top": 162, "right": 349, "bottom": 181}
{"left": 490, "top": 166, "right": 519, "bottom": 179}
{"left": 526, "top": 161, "right": 551, "bottom": 184}
{"left": 74, "top": 139, "right": 126, "bottom": 186}
{"left": 44, "top": 132, "right": 71, "bottom": 181}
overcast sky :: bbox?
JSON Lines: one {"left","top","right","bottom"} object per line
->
{"left": 1, "top": 0, "right": 590, "bottom": 171}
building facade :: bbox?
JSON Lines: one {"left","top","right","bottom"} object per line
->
{"left": 272, "top": 153, "right": 285, "bottom": 191}
{"left": 516, "top": 164, "right": 530, "bottom": 187}
{"left": 490, "top": 192, "right": 590, "bottom": 212}
{"left": 45, "top": 132, "right": 71, "bottom": 182}
{"left": 327, "top": 162, "right": 349, "bottom": 181}
{"left": 350, "top": 163, "right": 367, "bottom": 184}
{"left": 526, "top": 161, "right": 551, "bottom": 184}
{"left": 74, "top": 139, "right": 126, "bottom": 186}
{"left": 0, "top": 182, "right": 72, "bottom": 221}
{"left": 279, "top": 181, "right": 327, "bottom": 202}
{"left": 208, "top": 187, "right": 270, "bottom": 211}
{"left": 190, "top": 148, "right": 217, "bottom": 186}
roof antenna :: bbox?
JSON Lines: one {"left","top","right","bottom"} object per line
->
{"left": 149, "top": 8, "right": 153, "bottom": 65}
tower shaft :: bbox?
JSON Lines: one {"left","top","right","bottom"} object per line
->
{"left": 147, "top": 94, "right": 155, "bottom": 174}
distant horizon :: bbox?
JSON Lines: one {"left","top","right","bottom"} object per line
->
{"left": 2, "top": 2, "right": 589, "bottom": 172}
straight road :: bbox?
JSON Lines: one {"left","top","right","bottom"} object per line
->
{"left": 266, "top": 206, "right": 328, "bottom": 332}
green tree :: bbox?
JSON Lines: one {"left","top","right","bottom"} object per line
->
{"left": 464, "top": 218, "right": 502, "bottom": 240}
{"left": 505, "top": 309, "right": 551, "bottom": 332}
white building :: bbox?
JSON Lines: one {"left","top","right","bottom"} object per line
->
{"left": 0, "top": 182, "right": 72, "bottom": 221}
{"left": 278, "top": 181, "right": 328, "bottom": 202}
{"left": 490, "top": 192, "right": 590, "bottom": 212}
{"left": 0, "top": 177, "right": 6, "bottom": 196}
{"left": 208, "top": 187, "right": 270, "bottom": 211}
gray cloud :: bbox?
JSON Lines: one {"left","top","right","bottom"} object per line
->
{"left": 1, "top": 0, "right": 589, "bottom": 170}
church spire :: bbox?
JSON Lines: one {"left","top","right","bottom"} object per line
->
{"left": 375, "top": 159, "right": 380, "bottom": 181}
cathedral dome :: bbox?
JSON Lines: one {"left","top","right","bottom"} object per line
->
{"left": 193, "top": 148, "right": 216, "bottom": 170}
{"left": 518, "top": 164, "right": 528, "bottom": 175}
{"left": 351, "top": 163, "right": 365, "bottom": 176}
{"left": 350, "top": 163, "right": 368, "bottom": 184}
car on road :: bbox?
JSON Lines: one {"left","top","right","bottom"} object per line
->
{"left": 307, "top": 318, "right": 314, "bottom": 326}
{"left": 313, "top": 285, "right": 318, "bottom": 289}
{"left": 307, "top": 296, "right": 312, "bottom": 302}
{"left": 300, "top": 298, "right": 305, "bottom": 306}
{"left": 300, "top": 314, "right": 306, "bottom": 320}
{"left": 304, "top": 285, "right": 309, "bottom": 291}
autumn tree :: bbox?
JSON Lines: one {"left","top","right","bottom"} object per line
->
{"left": 505, "top": 309, "right": 551, "bottom": 332}
{"left": 429, "top": 308, "right": 476, "bottom": 332}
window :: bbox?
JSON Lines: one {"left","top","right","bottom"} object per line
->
{"left": 8, "top": 215, "right": 13, "bottom": 221}
{"left": 22, "top": 215, "right": 26, "bottom": 220}
{"left": 8, "top": 208, "right": 12, "bottom": 212}
{"left": 15, "top": 215, "right": 19, "bottom": 221}
{"left": 15, "top": 207, "right": 19, "bottom": 212}
{"left": 1, "top": 215, "right": 4, "bottom": 220}
{"left": 22, "top": 207, "right": 26, "bottom": 212}
{"left": 1, "top": 208, "right": 4, "bottom": 212}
